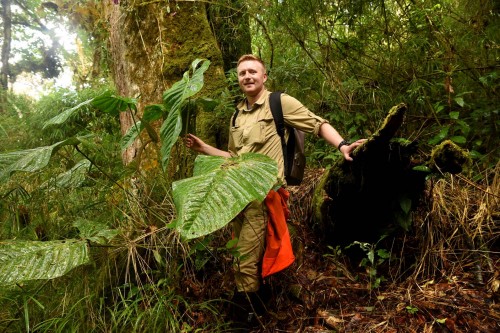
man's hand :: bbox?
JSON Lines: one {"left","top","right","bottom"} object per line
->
{"left": 184, "top": 133, "right": 206, "bottom": 153}
{"left": 184, "top": 133, "right": 232, "bottom": 158}
{"left": 340, "top": 139, "right": 367, "bottom": 161}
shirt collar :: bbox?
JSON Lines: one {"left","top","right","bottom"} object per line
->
{"left": 237, "top": 89, "right": 269, "bottom": 112}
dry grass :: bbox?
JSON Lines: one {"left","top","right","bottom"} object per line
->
{"left": 413, "top": 161, "right": 499, "bottom": 282}
{"left": 287, "top": 168, "right": 326, "bottom": 225}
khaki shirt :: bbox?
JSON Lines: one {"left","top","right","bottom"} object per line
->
{"left": 229, "top": 89, "right": 328, "bottom": 184}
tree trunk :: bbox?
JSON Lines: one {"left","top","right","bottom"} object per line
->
{"left": 207, "top": 0, "right": 252, "bottom": 72}
{"left": 1, "top": 0, "right": 11, "bottom": 91}
{"left": 103, "top": 0, "right": 227, "bottom": 166}
{"left": 311, "top": 104, "right": 469, "bottom": 248}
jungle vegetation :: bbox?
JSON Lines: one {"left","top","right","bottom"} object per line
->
{"left": 0, "top": 0, "right": 498, "bottom": 331}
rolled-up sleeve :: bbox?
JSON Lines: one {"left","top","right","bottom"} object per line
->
{"left": 280, "top": 94, "right": 328, "bottom": 136}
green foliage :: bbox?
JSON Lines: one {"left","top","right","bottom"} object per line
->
{"left": 42, "top": 99, "right": 96, "bottom": 129}
{"left": 39, "top": 159, "right": 91, "bottom": 189}
{"left": 92, "top": 92, "right": 138, "bottom": 116}
{"left": 0, "top": 137, "right": 82, "bottom": 182}
{"left": 249, "top": 0, "right": 499, "bottom": 174}
{"left": 0, "top": 93, "right": 35, "bottom": 152}
{"left": 93, "top": 59, "right": 212, "bottom": 171}
{"left": 17, "top": 86, "right": 119, "bottom": 149}
{"left": 0, "top": 239, "right": 89, "bottom": 286}
{"left": 0, "top": 64, "right": 240, "bottom": 332}
{"left": 159, "top": 59, "right": 211, "bottom": 170}
{"left": 405, "top": 305, "right": 419, "bottom": 315}
{"left": 347, "top": 241, "right": 391, "bottom": 290}
{"left": 73, "top": 219, "right": 118, "bottom": 245}
{"left": 97, "top": 281, "right": 227, "bottom": 333}
{"left": 172, "top": 153, "right": 278, "bottom": 239}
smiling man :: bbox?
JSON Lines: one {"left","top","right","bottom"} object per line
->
{"left": 185, "top": 54, "right": 365, "bottom": 328}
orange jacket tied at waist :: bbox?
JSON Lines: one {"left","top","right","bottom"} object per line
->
{"left": 262, "top": 187, "right": 295, "bottom": 278}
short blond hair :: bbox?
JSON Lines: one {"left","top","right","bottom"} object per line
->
{"left": 237, "top": 54, "right": 266, "bottom": 72}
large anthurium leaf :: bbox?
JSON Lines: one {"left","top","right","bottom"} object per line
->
{"left": 160, "top": 109, "right": 183, "bottom": 170}
{"left": 195, "top": 97, "right": 219, "bottom": 112}
{"left": 192, "top": 154, "right": 228, "bottom": 175}
{"left": 120, "top": 121, "right": 144, "bottom": 151}
{"left": 162, "top": 59, "right": 210, "bottom": 111}
{"left": 42, "top": 98, "right": 94, "bottom": 129}
{"left": 172, "top": 153, "right": 278, "bottom": 239}
{"left": 40, "top": 159, "right": 91, "bottom": 189}
{"left": 92, "top": 92, "right": 137, "bottom": 116}
{"left": 0, "top": 240, "right": 89, "bottom": 286}
{"left": 0, "top": 137, "right": 81, "bottom": 182}
{"left": 73, "top": 219, "right": 119, "bottom": 245}
{"left": 143, "top": 104, "right": 165, "bottom": 122}
{"left": 160, "top": 59, "right": 210, "bottom": 170}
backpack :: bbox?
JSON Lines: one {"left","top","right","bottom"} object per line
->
{"left": 269, "top": 91, "right": 306, "bottom": 186}
{"left": 233, "top": 91, "right": 306, "bottom": 185}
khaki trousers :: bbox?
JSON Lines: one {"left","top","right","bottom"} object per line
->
{"left": 232, "top": 200, "right": 267, "bottom": 292}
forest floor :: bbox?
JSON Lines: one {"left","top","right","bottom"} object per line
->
{"left": 189, "top": 169, "right": 499, "bottom": 332}
{"left": 190, "top": 218, "right": 499, "bottom": 332}
{"left": 249, "top": 226, "right": 500, "bottom": 332}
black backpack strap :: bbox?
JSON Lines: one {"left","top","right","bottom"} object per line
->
{"left": 269, "top": 91, "right": 285, "bottom": 138}
{"left": 269, "top": 91, "right": 289, "bottom": 172}
{"left": 232, "top": 107, "right": 239, "bottom": 127}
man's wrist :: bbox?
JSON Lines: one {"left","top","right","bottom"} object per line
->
{"left": 337, "top": 140, "right": 350, "bottom": 151}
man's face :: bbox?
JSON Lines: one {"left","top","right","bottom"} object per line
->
{"left": 237, "top": 60, "right": 267, "bottom": 98}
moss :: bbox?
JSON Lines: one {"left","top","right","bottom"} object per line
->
{"left": 160, "top": 4, "right": 225, "bottom": 94}
{"left": 351, "top": 103, "right": 406, "bottom": 159}
{"left": 312, "top": 167, "right": 331, "bottom": 224}
{"left": 110, "top": 1, "right": 228, "bottom": 158}
{"left": 155, "top": 3, "right": 226, "bottom": 148}
{"left": 429, "top": 140, "right": 471, "bottom": 174}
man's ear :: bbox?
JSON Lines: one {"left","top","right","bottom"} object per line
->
{"left": 263, "top": 73, "right": 268, "bottom": 83}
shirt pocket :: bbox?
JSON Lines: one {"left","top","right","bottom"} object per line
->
{"left": 231, "top": 126, "right": 244, "bottom": 150}
{"left": 242, "top": 121, "right": 266, "bottom": 146}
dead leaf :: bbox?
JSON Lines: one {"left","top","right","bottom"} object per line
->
{"left": 445, "top": 318, "right": 457, "bottom": 333}
{"left": 489, "top": 279, "right": 499, "bottom": 293}
{"left": 396, "top": 302, "right": 406, "bottom": 312}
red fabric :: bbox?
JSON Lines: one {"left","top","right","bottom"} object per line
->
{"left": 262, "top": 188, "right": 295, "bottom": 278}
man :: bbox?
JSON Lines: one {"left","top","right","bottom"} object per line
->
{"left": 185, "top": 54, "right": 364, "bottom": 325}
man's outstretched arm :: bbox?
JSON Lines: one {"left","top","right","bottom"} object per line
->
{"left": 184, "top": 133, "right": 232, "bottom": 158}
{"left": 318, "top": 123, "right": 366, "bottom": 162}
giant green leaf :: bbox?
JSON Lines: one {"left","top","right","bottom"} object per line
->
{"left": 172, "top": 153, "right": 278, "bottom": 239}
{"left": 160, "top": 109, "right": 183, "bottom": 171}
{"left": 73, "top": 219, "right": 119, "bottom": 245}
{"left": 162, "top": 59, "right": 210, "bottom": 112}
{"left": 42, "top": 98, "right": 94, "bottom": 129}
{"left": 120, "top": 121, "right": 144, "bottom": 151}
{"left": 92, "top": 92, "right": 137, "bottom": 116}
{"left": 160, "top": 59, "right": 210, "bottom": 170}
{"left": 40, "top": 159, "right": 91, "bottom": 189}
{"left": 0, "top": 240, "right": 89, "bottom": 286}
{"left": 142, "top": 104, "right": 166, "bottom": 122}
{"left": 0, "top": 137, "right": 81, "bottom": 182}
